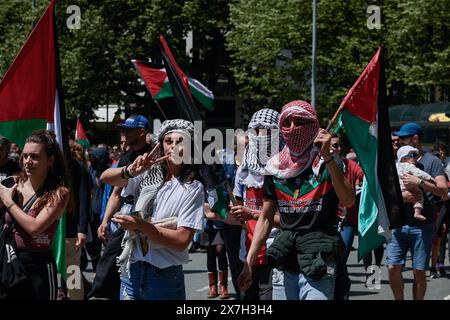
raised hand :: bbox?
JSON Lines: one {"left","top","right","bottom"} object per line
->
{"left": 127, "top": 143, "right": 169, "bottom": 176}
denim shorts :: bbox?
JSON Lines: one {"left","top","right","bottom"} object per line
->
{"left": 120, "top": 261, "right": 185, "bottom": 300}
{"left": 386, "top": 224, "right": 434, "bottom": 270}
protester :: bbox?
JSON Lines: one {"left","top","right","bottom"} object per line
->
{"left": 387, "top": 122, "right": 447, "bottom": 300}
{"left": 203, "top": 206, "right": 229, "bottom": 299}
{"left": 59, "top": 140, "right": 90, "bottom": 300}
{"left": 109, "top": 119, "right": 204, "bottom": 300}
{"left": 231, "top": 108, "right": 284, "bottom": 300}
{"left": 238, "top": 100, "right": 354, "bottom": 300}
{"left": 0, "top": 135, "right": 20, "bottom": 182}
{"left": 88, "top": 115, "right": 151, "bottom": 300}
{"left": 330, "top": 134, "right": 364, "bottom": 261}
{"left": 0, "top": 130, "right": 70, "bottom": 299}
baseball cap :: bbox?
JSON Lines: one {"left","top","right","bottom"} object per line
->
{"left": 117, "top": 115, "right": 149, "bottom": 131}
{"left": 394, "top": 122, "right": 423, "bottom": 138}
{"left": 397, "top": 145, "right": 419, "bottom": 161}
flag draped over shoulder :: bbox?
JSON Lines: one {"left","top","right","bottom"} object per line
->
{"left": 75, "top": 118, "right": 90, "bottom": 149}
{"left": 0, "top": 0, "right": 68, "bottom": 279}
{"left": 133, "top": 60, "right": 214, "bottom": 111}
{"left": 339, "top": 47, "right": 405, "bottom": 260}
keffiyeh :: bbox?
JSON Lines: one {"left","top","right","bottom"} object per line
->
{"left": 265, "top": 100, "right": 320, "bottom": 179}
{"left": 239, "top": 108, "right": 283, "bottom": 187}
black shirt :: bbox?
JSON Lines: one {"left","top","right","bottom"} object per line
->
{"left": 0, "top": 158, "right": 20, "bottom": 181}
{"left": 264, "top": 168, "right": 339, "bottom": 234}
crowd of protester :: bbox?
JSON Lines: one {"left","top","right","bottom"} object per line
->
{"left": 1, "top": 105, "right": 450, "bottom": 300}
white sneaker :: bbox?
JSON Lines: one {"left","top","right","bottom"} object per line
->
{"left": 444, "top": 294, "right": 450, "bottom": 300}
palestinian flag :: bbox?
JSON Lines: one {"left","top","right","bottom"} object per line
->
{"left": 112, "top": 107, "right": 123, "bottom": 125}
{"left": 339, "top": 47, "right": 405, "bottom": 260}
{"left": 0, "top": 0, "right": 68, "bottom": 279}
{"left": 75, "top": 118, "right": 90, "bottom": 149}
{"left": 132, "top": 60, "right": 214, "bottom": 111}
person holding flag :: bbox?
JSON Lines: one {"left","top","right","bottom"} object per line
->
{"left": 0, "top": 130, "right": 70, "bottom": 299}
{"left": 238, "top": 100, "right": 354, "bottom": 300}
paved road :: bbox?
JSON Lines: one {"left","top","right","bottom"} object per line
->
{"left": 183, "top": 244, "right": 450, "bottom": 300}
{"left": 83, "top": 241, "right": 450, "bottom": 300}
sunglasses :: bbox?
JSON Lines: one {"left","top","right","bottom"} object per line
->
{"left": 404, "top": 152, "right": 419, "bottom": 159}
{"left": 392, "top": 139, "right": 400, "bottom": 144}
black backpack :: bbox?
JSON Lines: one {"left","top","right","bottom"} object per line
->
{"left": 0, "top": 193, "right": 38, "bottom": 299}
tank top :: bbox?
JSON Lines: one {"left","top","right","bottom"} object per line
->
{"left": 4, "top": 200, "right": 59, "bottom": 252}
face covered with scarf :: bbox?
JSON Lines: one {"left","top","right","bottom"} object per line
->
{"left": 238, "top": 108, "right": 283, "bottom": 187}
{"left": 265, "top": 100, "right": 320, "bottom": 179}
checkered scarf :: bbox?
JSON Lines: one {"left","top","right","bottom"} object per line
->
{"left": 239, "top": 108, "right": 283, "bottom": 187}
{"left": 265, "top": 100, "right": 320, "bottom": 179}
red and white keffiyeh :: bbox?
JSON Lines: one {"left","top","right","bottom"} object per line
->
{"left": 265, "top": 100, "right": 320, "bottom": 179}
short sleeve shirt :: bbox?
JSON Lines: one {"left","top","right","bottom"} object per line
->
{"left": 263, "top": 168, "right": 340, "bottom": 234}
{"left": 128, "top": 178, "right": 205, "bottom": 268}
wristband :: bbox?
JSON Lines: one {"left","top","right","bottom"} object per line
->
{"left": 124, "top": 165, "right": 135, "bottom": 179}
{"left": 6, "top": 202, "right": 16, "bottom": 210}
{"left": 121, "top": 166, "right": 127, "bottom": 179}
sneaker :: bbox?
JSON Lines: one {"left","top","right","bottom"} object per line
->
{"left": 445, "top": 294, "right": 450, "bottom": 300}
{"left": 430, "top": 267, "right": 439, "bottom": 279}
{"left": 438, "top": 266, "right": 447, "bottom": 276}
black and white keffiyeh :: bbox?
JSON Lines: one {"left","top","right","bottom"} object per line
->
{"left": 239, "top": 108, "right": 284, "bottom": 187}
{"left": 157, "top": 119, "right": 194, "bottom": 143}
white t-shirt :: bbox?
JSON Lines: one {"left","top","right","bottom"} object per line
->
{"left": 123, "top": 175, "right": 205, "bottom": 268}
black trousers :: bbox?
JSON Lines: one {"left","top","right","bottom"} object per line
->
{"left": 11, "top": 251, "right": 58, "bottom": 300}
{"left": 87, "top": 228, "right": 124, "bottom": 300}
{"left": 222, "top": 224, "right": 244, "bottom": 295}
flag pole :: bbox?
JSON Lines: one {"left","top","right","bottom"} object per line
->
{"left": 153, "top": 99, "right": 168, "bottom": 120}
{"left": 325, "top": 104, "right": 344, "bottom": 132}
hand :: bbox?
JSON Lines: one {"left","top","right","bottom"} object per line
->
{"left": 127, "top": 143, "right": 169, "bottom": 177}
{"left": 111, "top": 214, "right": 143, "bottom": 232}
{"left": 237, "top": 261, "right": 253, "bottom": 292}
{"left": 0, "top": 182, "right": 18, "bottom": 208}
{"left": 402, "top": 173, "right": 421, "bottom": 191}
{"left": 97, "top": 222, "right": 109, "bottom": 242}
{"left": 75, "top": 233, "right": 87, "bottom": 251}
{"left": 230, "top": 205, "right": 255, "bottom": 221}
{"left": 313, "top": 128, "right": 332, "bottom": 160}
{"left": 402, "top": 190, "right": 422, "bottom": 203}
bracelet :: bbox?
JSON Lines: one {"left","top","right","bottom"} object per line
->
{"left": 124, "top": 165, "right": 135, "bottom": 179}
{"left": 6, "top": 202, "right": 16, "bottom": 210}
{"left": 121, "top": 166, "right": 127, "bottom": 179}
{"left": 323, "top": 157, "right": 334, "bottom": 165}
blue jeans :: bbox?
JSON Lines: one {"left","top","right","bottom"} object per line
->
{"left": 386, "top": 224, "right": 434, "bottom": 270}
{"left": 272, "top": 268, "right": 286, "bottom": 300}
{"left": 120, "top": 262, "right": 185, "bottom": 300}
{"left": 283, "top": 269, "right": 336, "bottom": 300}
{"left": 340, "top": 224, "right": 356, "bottom": 261}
